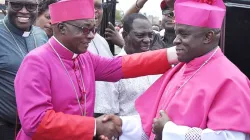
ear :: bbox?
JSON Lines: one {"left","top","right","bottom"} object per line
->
{"left": 57, "top": 23, "right": 66, "bottom": 35}
{"left": 122, "top": 31, "right": 128, "bottom": 39}
{"left": 204, "top": 30, "right": 214, "bottom": 44}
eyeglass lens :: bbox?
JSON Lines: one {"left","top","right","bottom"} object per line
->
{"left": 10, "top": 2, "right": 38, "bottom": 12}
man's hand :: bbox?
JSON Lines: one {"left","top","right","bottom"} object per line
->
{"left": 136, "top": 0, "right": 148, "bottom": 8}
{"left": 96, "top": 114, "right": 122, "bottom": 140}
{"left": 105, "top": 22, "right": 125, "bottom": 48}
{"left": 152, "top": 110, "right": 170, "bottom": 140}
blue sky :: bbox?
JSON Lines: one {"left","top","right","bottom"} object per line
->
{"left": 117, "top": 0, "right": 163, "bottom": 18}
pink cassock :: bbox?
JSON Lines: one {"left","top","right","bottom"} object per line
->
{"left": 15, "top": 37, "right": 171, "bottom": 140}
{"left": 15, "top": 37, "right": 122, "bottom": 139}
{"left": 136, "top": 48, "right": 250, "bottom": 139}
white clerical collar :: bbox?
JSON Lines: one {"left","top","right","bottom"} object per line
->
{"left": 52, "top": 36, "right": 78, "bottom": 59}
{"left": 22, "top": 31, "right": 30, "bottom": 37}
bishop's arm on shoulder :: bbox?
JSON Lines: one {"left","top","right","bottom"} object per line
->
{"left": 90, "top": 46, "right": 178, "bottom": 81}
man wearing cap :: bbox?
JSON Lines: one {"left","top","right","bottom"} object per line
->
{"left": 14, "top": 0, "right": 178, "bottom": 139}
{"left": 160, "top": 0, "right": 176, "bottom": 47}
{"left": 117, "top": 0, "right": 250, "bottom": 139}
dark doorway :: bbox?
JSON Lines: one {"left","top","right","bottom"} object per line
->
{"left": 221, "top": 1, "right": 250, "bottom": 78}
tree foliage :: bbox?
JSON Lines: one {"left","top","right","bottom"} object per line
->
{"left": 115, "top": 9, "right": 124, "bottom": 21}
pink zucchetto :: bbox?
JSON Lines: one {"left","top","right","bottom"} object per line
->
{"left": 49, "top": 0, "right": 95, "bottom": 24}
{"left": 174, "top": 0, "right": 226, "bottom": 28}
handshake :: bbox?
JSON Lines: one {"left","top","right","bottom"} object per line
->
{"left": 94, "top": 110, "right": 170, "bottom": 140}
{"left": 95, "top": 114, "right": 122, "bottom": 140}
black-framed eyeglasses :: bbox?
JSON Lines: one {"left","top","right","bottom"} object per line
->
{"left": 65, "top": 22, "right": 97, "bottom": 35}
{"left": 162, "top": 10, "right": 174, "bottom": 18}
{"left": 94, "top": 3, "right": 104, "bottom": 10}
{"left": 9, "top": 2, "right": 38, "bottom": 12}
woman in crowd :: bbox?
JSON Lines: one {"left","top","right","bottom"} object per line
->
{"left": 35, "top": 0, "right": 56, "bottom": 38}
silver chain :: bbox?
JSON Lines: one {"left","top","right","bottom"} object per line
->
{"left": 91, "top": 40, "right": 99, "bottom": 55}
{"left": 161, "top": 47, "right": 219, "bottom": 109}
{"left": 3, "top": 20, "right": 38, "bottom": 58}
{"left": 49, "top": 41, "right": 86, "bottom": 116}
{"left": 176, "top": 47, "right": 219, "bottom": 94}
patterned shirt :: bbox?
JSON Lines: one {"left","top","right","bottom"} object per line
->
{"left": 88, "top": 33, "right": 118, "bottom": 114}
{"left": 115, "top": 49, "right": 161, "bottom": 116}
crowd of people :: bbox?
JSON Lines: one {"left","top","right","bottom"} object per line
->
{"left": 0, "top": 0, "right": 249, "bottom": 140}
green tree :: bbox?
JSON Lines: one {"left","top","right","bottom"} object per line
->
{"left": 115, "top": 9, "right": 124, "bottom": 21}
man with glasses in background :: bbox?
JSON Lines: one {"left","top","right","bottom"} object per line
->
{"left": 0, "top": 0, "right": 47, "bottom": 139}
{"left": 160, "top": 0, "right": 176, "bottom": 47}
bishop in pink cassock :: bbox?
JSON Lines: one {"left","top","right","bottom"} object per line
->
{"left": 14, "top": 0, "right": 178, "bottom": 140}
{"left": 119, "top": 0, "right": 250, "bottom": 140}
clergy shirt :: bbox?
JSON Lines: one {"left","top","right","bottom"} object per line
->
{"left": 88, "top": 33, "right": 119, "bottom": 114}
{"left": 114, "top": 48, "right": 161, "bottom": 116}
{"left": 0, "top": 16, "right": 48, "bottom": 124}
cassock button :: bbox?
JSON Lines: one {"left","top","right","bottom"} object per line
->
{"left": 80, "top": 89, "right": 85, "bottom": 93}
{"left": 81, "top": 99, "right": 84, "bottom": 104}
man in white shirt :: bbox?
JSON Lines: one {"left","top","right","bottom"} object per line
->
{"left": 113, "top": 13, "right": 161, "bottom": 116}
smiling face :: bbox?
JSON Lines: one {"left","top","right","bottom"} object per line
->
{"left": 173, "top": 24, "right": 219, "bottom": 62}
{"left": 123, "top": 18, "right": 154, "bottom": 54}
{"left": 57, "top": 19, "right": 96, "bottom": 54}
{"left": 7, "top": 0, "right": 38, "bottom": 31}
